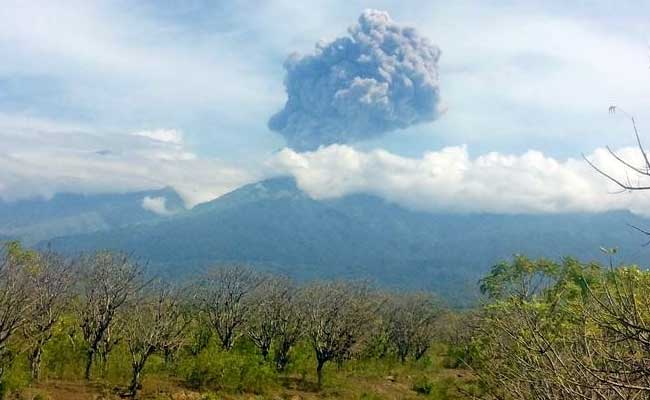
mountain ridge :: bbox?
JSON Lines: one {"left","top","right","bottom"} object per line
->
{"left": 0, "top": 187, "right": 185, "bottom": 244}
{"left": 39, "top": 177, "right": 650, "bottom": 306}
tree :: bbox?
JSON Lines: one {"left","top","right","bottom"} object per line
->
{"left": 197, "top": 265, "right": 261, "bottom": 351}
{"left": 271, "top": 280, "right": 302, "bottom": 372}
{"left": 77, "top": 251, "right": 145, "bottom": 380}
{"left": 470, "top": 256, "right": 650, "bottom": 399}
{"left": 0, "top": 242, "right": 37, "bottom": 381}
{"left": 299, "top": 281, "right": 375, "bottom": 388}
{"left": 584, "top": 107, "right": 650, "bottom": 241}
{"left": 23, "top": 248, "right": 74, "bottom": 380}
{"left": 473, "top": 257, "right": 583, "bottom": 399}
{"left": 123, "top": 282, "right": 190, "bottom": 397}
{"left": 584, "top": 107, "right": 650, "bottom": 192}
{"left": 385, "top": 292, "right": 440, "bottom": 362}
{"left": 246, "top": 276, "right": 301, "bottom": 364}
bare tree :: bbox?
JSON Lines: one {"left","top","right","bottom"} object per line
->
{"left": 0, "top": 242, "right": 36, "bottom": 380}
{"left": 77, "top": 251, "right": 145, "bottom": 380}
{"left": 123, "top": 282, "right": 191, "bottom": 397}
{"left": 271, "top": 282, "right": 302, "bottom": 372}
{"left": 23, "top": 248, "right": 74, "bottom": 380}
{"left": 196, "top": 265, "right": 261, "bottom": 350}
{"left": 246, "top": 276, "right": 301, "bottom": 362}
{"left": 584, "top": 107, "right": 650, "bottom": 192}
{"left": 299, "top": 281, "right": 375, "bottom": 388}
{"left": 96, "top": 319, "right": 122, "bottom": 375}
{"left": 386, "top": 292, "right": 440, "bottom": 362}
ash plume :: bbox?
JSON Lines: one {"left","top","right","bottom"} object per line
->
{"left": 269, "top": 9, "right": 443, "bottom": 150}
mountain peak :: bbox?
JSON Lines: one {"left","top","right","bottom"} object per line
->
{"left": 190, "top": 176, "right": 304, "bottom": 214}
{"left": 246, "top": 176, "right": 301, "bottom": 196}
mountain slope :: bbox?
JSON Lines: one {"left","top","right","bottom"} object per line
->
{"left": 0, "top": 188, "right": 184, "bottom": 244}
{"left": 45, "top": 178, "right": 650, "bottom": 305}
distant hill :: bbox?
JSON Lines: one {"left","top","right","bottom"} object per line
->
{"left": 43, "top": 178, "right": 650, "bottom": 306}
{"left": 0, "top": 188, "right": 184, "bottom": 244}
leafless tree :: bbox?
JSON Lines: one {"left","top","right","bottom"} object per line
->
{"left": 271, "top": 283, "right": 302, "bottom": 372}
{"left": 299, "top": 281, "right": 375, "bottom": 388}
{"left": 0, "top": 242, "right": 37, "bottom": 379}
{"left": 123, "top": 282, "right": 191, "bottom": 397}
{"left": 196, "top": 265, "right": 261, "bottom": 350}
{"left": 95, "top": 319, "right": 122, "bottom": 375}
{"left": 584, "top": 107, "right": 650, "bottom": 192}
{"left": 23, "top": 248, "right": 74, "bottom": 380}
{"left": 77, "top": 251, "right": 146, "bottom": 380}
{"left": 246, "top": 276, "right": 301, "bottom": 363}
{"left": 385, "top": 292, "right": 440, "bottom": 362}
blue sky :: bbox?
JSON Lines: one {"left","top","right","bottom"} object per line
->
{"left": 3, "top": 1, "right": 650, "bottom": 213}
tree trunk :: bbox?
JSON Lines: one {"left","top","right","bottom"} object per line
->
{"left": 275, "top": 339, "right": 293, "bottom": 372}
{"left": 84, "top": 348, "right": 95, "bottom": 380}
{"left": 29, "top": 345, "right": 43, "bottom": 381}
{"left": 275, "top": 350, "right": 289, "bottom": 372}
{"left": 414, "top": 346, "right": 427, "bottom": 360}
{"left": 220, "top": 330, "right": 234, "bottom": 351}
{"left": 316, "top": 358, "right": 325, "bottom": 389}
{"left": 128, "top": 352, "right": 151, "bottom": 398}
{"left": 398, "top": 349, "right": 407, "bottom": 363}
{"left": 163, "top": 347, "right": 173, "bottom": 366}
{"left": 128, "top": 365, "right": 143, "bottom": 397}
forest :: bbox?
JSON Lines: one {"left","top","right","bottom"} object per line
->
{"left": 1, "top": 240, "right": 650, "bottom": 399}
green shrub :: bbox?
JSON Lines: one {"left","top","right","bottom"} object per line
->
{"left": 412, "top": 377, "right": 434, "bottom": 395}
{"left": 0, "top": 352, "right": 29, "bottom": 399}
{"left": 41, "top": 318, "right": 86, "bottom": 380}
{"left": 179, "top": 341, "right": 277, "bottom": 394}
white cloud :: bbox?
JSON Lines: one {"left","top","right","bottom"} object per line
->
{"left": 0, "top": 0, "right": 281, "bottom": 160}
{"left": 133, "top": 129, "right": 183, "bottom": 145}
{"left": 142, "top": 196, "right": 174, "bottom": 216}
{"left": 0, "top": 114, "right": 257, "bottom": 207}
{"left": 270, "top": 144, "right": 650, "bottom": 215}
{"left": 4, "top": 112, "right": 650, "bottom": 216}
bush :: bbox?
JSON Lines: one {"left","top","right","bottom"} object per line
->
{"left": 0, "top": 352, "right": 30, "bottom": 399}
{"left": 179, "top": 341, "right": 277, "bottom": 394}
{"left": 412, "top": 377, "right": 433, "bottom": 395}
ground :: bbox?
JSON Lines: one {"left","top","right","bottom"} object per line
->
{"left": 9, "top": 368, "right": 474, "bottom": 400}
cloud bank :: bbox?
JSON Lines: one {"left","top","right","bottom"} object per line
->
{"left": 269, "top": 9, "right": 442, "bottom": 150}
{"left": 0, "top": 115, "right": 256, "bottom": 207}
{"left": 4, "top": 111, "right": 650, "bottom": 216}
{"left": 270, "top": 145, "right": 650, "bottom": 215}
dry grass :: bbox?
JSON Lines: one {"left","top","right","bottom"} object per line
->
{"left": 7, "top": 367, "right": 474, "bottom": 400}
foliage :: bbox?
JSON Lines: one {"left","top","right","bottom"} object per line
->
{"left": 0, "top": 241, "right": 482, "bottom": 399}
{"left": 470, "top": 256, "right": 650, "bottom": 399}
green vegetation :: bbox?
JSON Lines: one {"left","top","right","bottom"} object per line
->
{"left": 470, "top": 253, "right": 650, "bottom": 398}
{"left": 4, "top": 238, "right": 650, "bottom": 399}
{"left": 0, "top": 241, "right": 478, "bottom": 399}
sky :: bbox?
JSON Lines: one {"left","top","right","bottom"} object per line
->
{"left": 3, "top": 0, "right": 650, "bottom": 214}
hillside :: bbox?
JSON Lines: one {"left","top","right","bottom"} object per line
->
{"left": 0, "top": 188, "right": 184, "bottom": 244}
{"left": 44, "top": 178, "right": 650, "bottom": 305}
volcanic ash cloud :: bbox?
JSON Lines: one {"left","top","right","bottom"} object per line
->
{"left": 269, "top": 9, "right": 443, "bottom": 150}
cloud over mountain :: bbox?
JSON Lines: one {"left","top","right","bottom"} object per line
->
{"left": 142, "top": 195, "right": 175, "bottom": 216}
{"left": 0, "top": 115, "right": 255, "bottom": 207}
{"left": 271, "top": 144, "right": 650, "bottom": 215}
{"left": 269, "top": 9, "right": 443, "bottom": 150}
